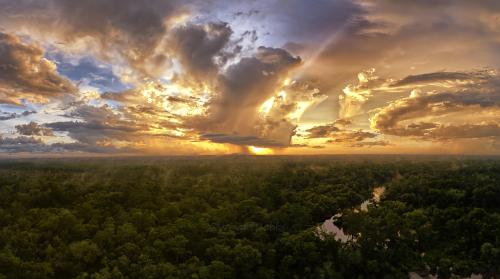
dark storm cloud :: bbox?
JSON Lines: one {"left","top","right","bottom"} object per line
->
{"left": 217, "top": 46, "right": 301, "bottom": 109}
{"left": 170, "top": 22, "right": 233, "bottom": 80}
{"left": 0, "top": 32, "right": 77, "bottom": 104}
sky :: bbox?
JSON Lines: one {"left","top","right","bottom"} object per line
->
{"left": 0, "top": 0, "right": 499, "bottom": 156}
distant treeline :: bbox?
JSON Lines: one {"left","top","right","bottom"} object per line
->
{"left": 0, "top": 158, "right": 498, "bottom": 278}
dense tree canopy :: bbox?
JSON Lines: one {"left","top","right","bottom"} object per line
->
{"left": 0, "top": 156, "right": 498, "bottom": 278}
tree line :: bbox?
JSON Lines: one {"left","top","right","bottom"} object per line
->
{"left": 0, "top": 157, "right": 498, "bottom": 278}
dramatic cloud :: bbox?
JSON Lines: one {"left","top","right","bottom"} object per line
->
{"left": 0, "top": 32, "right": 76, "bottom": 104}
{"left": 339, "top": 69, "right": 500, "bottom": 120}
{"left": 169, "top": 22, "right": 233, "bottom": 80}
{"left": 371, "top": 91, "right": 500, "bottom": 139}
{"left": 1, "top": 0, "right": 500, "bottom": 155}
{"left": 338, "top": 68, "right": 390, "bottom": 118}
{"left": 371, "top": 70, "right": 500, "bottom": 140}
{"left": 256, "top": 79, "right": 325, "bottom": 145}
{"left": 0, "top": 0, "right": 189, "bottom": 78}
{"left": 191, "top": 46, "right": 302, "bottom": 146}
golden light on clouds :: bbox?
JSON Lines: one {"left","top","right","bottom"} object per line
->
{"left": 259, "top": 96, "right": 275, "bottom": 115}
{"left": 0, "top": 0, "right": 499, "bottom": 156}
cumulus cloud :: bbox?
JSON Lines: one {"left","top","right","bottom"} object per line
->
{"left": 0, "top": 32, "right": 77, "bottom": 104}
{"left": 338, "top": 68, "right": 392, "bottom": 118}
{"left": 100, "top": 44, "right": 309, "bottom": 149}
{"left": 255, "top": 79, "right": 325, "bottom": 145}
{"left": 15, "top": 122, "right": 54, "bottom": 136}
{"left": 92, "top": 28, "right": 307, "bottom": 148}
{"left": 190, "top": 46, "right": 302, "bottom": 146}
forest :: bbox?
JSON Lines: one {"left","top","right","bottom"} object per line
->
{"left": 0, "top": 156, "right": 499, "bottom": 278}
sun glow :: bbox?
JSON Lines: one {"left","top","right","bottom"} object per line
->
{"left": 248, "top": 146, "right": 274, "bottom": 155}
{"left": 138, "top": 82, "right": 209, "bottom": 117}
{"left": 259, "top": 97, "right": 275, "bottom": 114}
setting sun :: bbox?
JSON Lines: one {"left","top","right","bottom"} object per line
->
{"left": 248, "top": 146, "right": 274, "bottom": 155}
